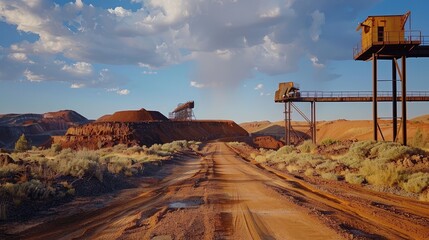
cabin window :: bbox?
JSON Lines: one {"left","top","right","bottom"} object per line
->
{"left": 377, "top": 26, "right": 384, "bottom": 42}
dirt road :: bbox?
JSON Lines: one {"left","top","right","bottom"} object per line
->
{"left": 5, "top": 142, "right": 429, "bottom": 239}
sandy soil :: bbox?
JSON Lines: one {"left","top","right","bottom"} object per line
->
{"left": 2, "top": 142, "right": 429, "bottom": 239}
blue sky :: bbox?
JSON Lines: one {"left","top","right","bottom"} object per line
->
{"left": 0, "top": 0, "right": 428, "bottom": 123}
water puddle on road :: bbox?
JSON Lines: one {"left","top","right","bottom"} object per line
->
{"left": 168, "top": 196, "right": 204, "bottom": 209}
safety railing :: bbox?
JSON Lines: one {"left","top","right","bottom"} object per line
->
{"left": 353, "top": 30, "right": 423, "bottom": 58}
{"left": 287, "top": 91, "right": 429, "bottom": 99}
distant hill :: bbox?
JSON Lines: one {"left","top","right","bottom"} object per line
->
{"left": 95, "top": 108, "right": 168, "bottom": 122}
{"left": 241, "top": 115, "right": 429, "bottom": 144}
{"left": 0, "top": 110, "right": 89, "bottom": 149}
{"left": 411, "top": 114, "right": 429, "bottom": 123}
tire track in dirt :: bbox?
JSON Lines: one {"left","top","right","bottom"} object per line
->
{"left": 209, "top": 142, "right": 343, "bottom": 239}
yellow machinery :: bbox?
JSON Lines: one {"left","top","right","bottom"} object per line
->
{"left": 274, "top": 82, "right": 300, "bottom": 102}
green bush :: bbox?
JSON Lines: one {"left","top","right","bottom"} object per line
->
{"left": 15, "top": 134, "right": 30, "bottom": 152}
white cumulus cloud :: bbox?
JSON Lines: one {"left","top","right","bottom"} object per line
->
{"left": 116, "top": 89, "right": 130, "bottom": 95}
{"left": 254, "top": 84, "right": 263, "bottom": 90}
{"left": 70, "top": 83, "right": 85, "bottom": 88}
{"left": 8, "top": 53, "right": 28, "bottom": 62}
{"left": 108, "top": 7, "right": 132, "bottom": 17}
{"left": 190, "top": 81, "right": 205, "bottom": 88}
{"left": 23, "top": 69, "right": 44, "bottom": 82}
{"left": 62, "top": 62, "right": 93, "bottom": 75}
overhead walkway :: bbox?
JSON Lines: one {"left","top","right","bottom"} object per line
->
{"left": 276, "top": 91, "right": 429, "bottom": 102}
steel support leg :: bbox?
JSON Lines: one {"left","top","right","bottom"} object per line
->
{"left": 288, "top": 102, "right": 291, "bottom": 145}
{"left": 373, "top": 53, "right": 378, "bottom": 141}
{"left": 311, "top": 101, "right": 316, "bottom": 144}
{"left": 284, "top": 102, "right": 288, "bottom": 145}
{"left": 402, "top": 56, "right": 407, "bottom": 145}
{"left": 392, "top": 59, "right": 398, "bottom": 142}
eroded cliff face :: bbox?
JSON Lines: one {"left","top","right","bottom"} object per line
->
{"left": 53, "top": 120, "right": 249, "bottom": 149}
{"left": 0, "top": 110, "right": 89, "bottom": 149}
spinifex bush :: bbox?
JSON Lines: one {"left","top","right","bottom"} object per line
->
{"left": 321, "top": 138, "right": 339, "bottom": 146}
{"left": 345, "top": 173, "right": 365, "bottom": 185}
{"left": 339, "top": 141, "right": 424, "bottom": 168}
{"left": 3, "top": 179, "right": 56, "bottom": 205}
{"left": 297, "top": 140, "right": 316, "bottom": 153}
{"left": 359, "top": 160, "right": 404, "bottom": 187}
{"left": 400, "top": 172, "right": 429, "bottom": 193}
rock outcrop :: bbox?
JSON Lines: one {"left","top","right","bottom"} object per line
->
{"left": 53, "top": 120, "right": 249, "bottom": 149}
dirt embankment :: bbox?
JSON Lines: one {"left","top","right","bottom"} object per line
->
{"left": 54, "top": 121, "right": 249, "bottom": 149}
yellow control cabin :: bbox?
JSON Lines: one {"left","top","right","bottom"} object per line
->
{"left": 354, "top": 11, "right": 422, "bottom": 60}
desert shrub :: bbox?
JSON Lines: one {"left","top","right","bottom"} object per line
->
{"left": 2, "top": 180, "right": 56, "bottom": 204}
{"left": 339, "top": 141, "right": 375, "bottom": 168}
{"left": 51, "top": 144, "right": 62, "bottom": 153}
{"left": 277, "top": 145, "right": 295, "bottom": 155}
{"left": 321, "top": 172, "right": 338, "bottom": 181}
{"left": 298, "top": 140, "right": 316, "bottom": 153}
{"left": 286, "top": 164, "right": 300, "bottom": 173}
{"left": 370, "top": 142, "right": 423, "bottom": 162}
{"left": 124, "top": 145, "right": 144, "bottom": 155}
{"left": 315, "top": 160, "right": 339, "bottom": 172}
{"left": 345, "top": 173, "right": 365, "bottom": 185}
{"left": 14, "top": 134, "right": 30, "bottom": 152}
{"left": 106, "top": 156, "right": 133, "bottom": 174}
{"left": 255, "top": 155, "right": 267, "bottom": 163}
{"left": 339, "top": 141, "right": 423, "bottom": 168}
{"left": 400, "top": 172, "right": 429, "bottom": 193}
{"left": 304, "top": 168, "right": 315, "bottom": 177}
{"left": 52, "top": 150, "right": 102, "bottom": 179}
{"left": 411, "top": 128, "right": 426, "bottom": 148}
{"left": 359, "top": 160, "right": 404, "bottom": 187}
{"left": 321, "top": 138, "right": 338, "bottom": 146}
{"left": 0, "top": 164, "right": 22, "bottom": 177}
{"left": 113, "top": 144, "right": 128, "bottom": 152}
